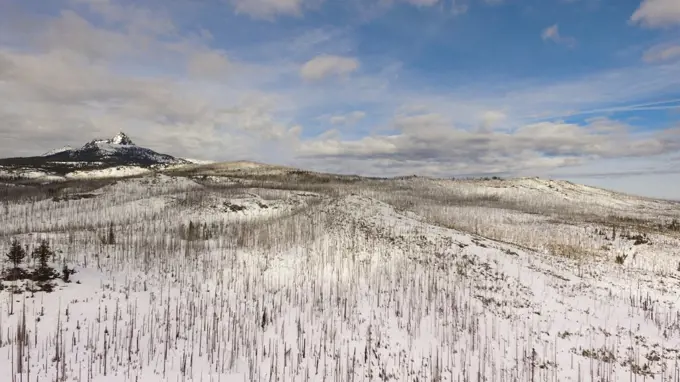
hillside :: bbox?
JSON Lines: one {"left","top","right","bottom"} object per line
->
{"left": 2, "top": 168, "right": 680, "bottom": 381}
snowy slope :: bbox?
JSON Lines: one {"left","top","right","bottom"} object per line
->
{"left": 171, "top": 161, "right": 299, "bottom": 177}
{"left": 60, "top": 132, "right": 185, "bottom": 165}
{"left": 64, "top": 166, "right": 152, "bottom": 179}
{"left": 2, "top": 173, "right": 680, "bottom": 381}
{"left": 42, "top": 146, "right": 74, "bottom": 156}
{"left": 389, "top": 176, "right": 677, "bottom": 219}
{"left": 0, "top": 132, "right": 188, "bottom": 182}
{"left": 182, "top": 158, "right": 216, "bottom": 165}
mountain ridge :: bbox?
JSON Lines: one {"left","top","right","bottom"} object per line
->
{"left": 0, "top": 132, "right": 187, "bottom": 175}
{"left": 0, "top": 133, "right": 673, "bottom": 206}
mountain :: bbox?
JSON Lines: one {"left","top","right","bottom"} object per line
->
{"left": 0, "top": 132, "right": 188, "bottom": 177}
{"left": 42, "top": 146, "right": 74, "bottom": 157}
{"left": 44, "top": 132, "right": 183, "bottom": 166}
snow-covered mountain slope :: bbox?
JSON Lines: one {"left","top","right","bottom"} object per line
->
{"left": 384, "top": 175, "right": 676, "bottom": 218}
{"left": 0, "top": 165, "right": 155, "bottom": 182}
{"left": 172, "top": 160, "right": 297, "bottom": 177}
{"left": 2, "top": 173, "right": 680, "bottom": 381}
{"left": 64, "top": 165, "right": 152, "bottom": 179}
{"left": 0, "top": 132, "right": 189, "bottom": 180}
{"left": 182, "top": 158, "right": 216, "bottom": 165}
{"left": 48, "top": 132, "right": 185, "bottom": 166}
{"left": 42, "top": 145, "right": 74, "bottom": 156}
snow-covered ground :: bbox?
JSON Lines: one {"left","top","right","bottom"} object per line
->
{"left": 65, "top": 166, "right": 151, "bottom": 179}
{"left": 172, "top": 161, "right": 298, "bottom": 177}
{"left": 2, "top": 172, "right": 680, "bottom": 381}
{"left": 0, "top": 167, "right": 66, "bottom": 182}
{"left": 182, "top": 158, "right": 216, "bottom": 165}
{"left": 1, "top": 165, "right": 164, "bottom": 182}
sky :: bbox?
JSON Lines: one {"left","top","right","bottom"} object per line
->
{"left": 0, "top": 0, "right": 680, "bottom": 199}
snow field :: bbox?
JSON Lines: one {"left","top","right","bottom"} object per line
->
{"left": 2, "top": 175, "right": 680, "bottom": 381}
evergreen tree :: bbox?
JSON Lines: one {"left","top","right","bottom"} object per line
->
{"left": 32, "top": 239, "right": 56, "bottom": 281}
{"left": 7, "top": 239, "right": 26, "bottom": 269}
{"left": 5, "top": 239, "right": 27, "bottom": 280}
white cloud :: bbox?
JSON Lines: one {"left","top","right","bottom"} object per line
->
{"left": 403, "top": 0, "right": 440, "bottom": 6}
{"left": 643, "top": 43, "right": 680, "bottom": 62}
{"left": 300, "top": 55, "right": 360, "bottom": 81}
{"left": 0, "top": 3, "right": 301, "bottom": 162}
{"left": 479, "top": 110, "right": 507, "bottom": 132}
{"left": 187, "top": 51, "right": 231, "bottom": 80}
{"left": 541, "top": 25, "right": 559, "bottom": 39}
{"left": 328, "top": 111, "right": 366, "bottom": 125}
{"left": 296, "top": 115, "right": 680, "bottom": 178}
{"left": 351, "top": 0, "right": 444, "bottom": 20}
{"left": 228, "top": 0, "right": 311, "bottom": 19}
{"left": 631, "top": 0, "right": 680, "bottom": 28}
{"left": 70, "top": 0, "right": 176, "bottom": 36}
{"left": 41, "top": 10, "right": 132, "bottom": 61}
{"left": 4, "top": 0, "right": 680, "bottom": 197}
{"left": 541, "top": 24, "right": 576, "bottom": 47}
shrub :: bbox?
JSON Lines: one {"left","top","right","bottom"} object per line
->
{"left": 38, "top": 282, "right": 54, "bottom": 293}
{"left": 669, "top": 219, "right": 680, "bottom": 231}
{"left": 615, "top": 254, "right": 627, "bottom": 265}
{"left": 61, "top": 264, "right": 75, "bottom": 283}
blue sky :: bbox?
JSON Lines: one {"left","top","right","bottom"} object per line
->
{"left": 1, "top": 0, "right": 680, "bottom": 198}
